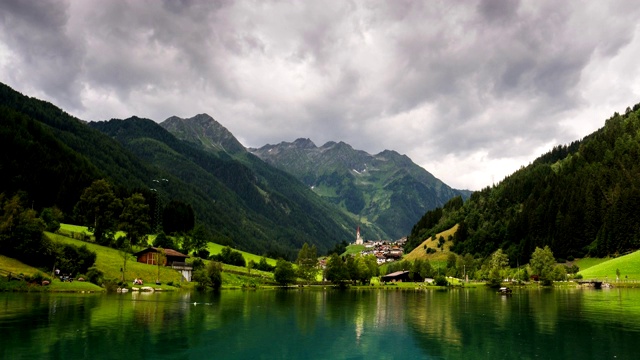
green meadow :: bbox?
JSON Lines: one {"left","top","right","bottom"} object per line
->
{"left": 574, "top": 257, "right": 610, "bottom": 271}
{"left": 207, "top": 242, "right": 277, "bottom": 267}
{"left": 0, "top": 254, "right": 41, "bottom": 277}
{"left": 8, "top": 224, "right": 640, "bottom": 292}
{"left": 579, "top": 250, "right": 640, "bottom": 281}
{"left": 46, "top": 232, "right": 187, "bottom": 287}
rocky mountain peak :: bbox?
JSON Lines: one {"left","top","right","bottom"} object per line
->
{"left": 160, "top": 114, "right": 246, "bottom": 154}
{"left": 292, "top": 138, "right": 317, "bottom": 149}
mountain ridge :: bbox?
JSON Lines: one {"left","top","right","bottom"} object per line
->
{"left": 250, "top": 137, "right": 471, "bottom": 239}
{"left": 0, "top": 82, "right": 357, "bottom": 259}
{"left": 157, "top": 111, "right": 470, "bottom": 240}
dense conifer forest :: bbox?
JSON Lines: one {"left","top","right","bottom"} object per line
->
{"left": 0, "top": 82, "right": 355, "bottom": 260}
{"left": 408, "top": 103, "right": 640, "bottom": 265}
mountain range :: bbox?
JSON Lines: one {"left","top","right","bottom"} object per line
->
{"left": 0, "top": 82, "right": 467, "bottom": 259}
{"left": 249, "top": 139, "right": 471, "bottom": 239}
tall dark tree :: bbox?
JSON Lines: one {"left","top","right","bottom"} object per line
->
{"left": 183, "top": 224, "right": 209, "bottom": 256}
{"left": 325, "top": 253, "right": 348, "bottom": 285}
{"left": 40, "top": 207, "right": 63, "bottom": 233}
{"left": 530, "top": 246, "right": 556, "bottom": 286}
{"left": 274, "top": 259, "right": 297, "bottom": 286}
{"left": 296, "top": 243, "right": 318, "bottom": 285}
{"left": 74, "top": 180, "right": 122, "bottom": 245}
{"left": 117, "top": 193, "right": 150, "bottom": 282}
{"left": 118, "top": 193, "right": 151, "bottom": 247}
{"left": 162, "top": 200, "right": 195, "bottom": 235}
{"left": 0, "top": 193, "right": 47, "bottom": 264}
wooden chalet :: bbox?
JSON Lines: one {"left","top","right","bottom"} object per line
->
{"left": 133, "top": 247, "right": 189, "bottom": 266}
{"left": 380, "top": 270, "right": 410, "bottom": 283}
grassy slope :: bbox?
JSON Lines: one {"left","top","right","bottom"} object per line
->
{"left": 404, "top": 224, "right": 459, "bottom": 262}
{"left": 61, "top": 223, "right": 277, "bottom": 267}
{"left": 579, "top": 250, "right": 640, "bottom": 281}
{"left": 0, "top": 254, "right": 41, "bottom": 277}
{"left": 0, "top": 254, "right": 104, "bottom": 292}
{"left": 574, "top": 257, "right": 610, "bottom": 271}
{"left": 207, "top": 242, "right": 277, "bottom": 266}
{"left": 46, "top": 232, "right": 185, "bottom": 286}
{"left": 343, "top": 244, "right": 365, "bottom": 256}
{"left": 58, "top": 223, "right": 279, "bottom": 287}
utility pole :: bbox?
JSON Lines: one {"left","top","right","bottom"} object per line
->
{"left": 151, "top": 178, "right": 169, "bottom": 233}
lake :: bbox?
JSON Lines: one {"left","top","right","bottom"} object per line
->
{"left": 1, "top": 287, "right": 639, "bottom": 359}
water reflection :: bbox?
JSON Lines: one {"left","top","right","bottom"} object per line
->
{"left": 2, "top": 288, "right": 640, "bottom": 359}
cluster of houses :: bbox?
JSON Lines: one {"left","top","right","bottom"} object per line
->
{"left": 360, "top": 240, "right": 406, "bottom": 264}
{"left": 355, "top": 227, "right": 406, "bottom": 264}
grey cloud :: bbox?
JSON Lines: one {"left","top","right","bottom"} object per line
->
{"left": 1, "top": 0, "right": 640, "bottom": 190}
{"left": 0, "top": 0, "right": 84, "bottom": 109}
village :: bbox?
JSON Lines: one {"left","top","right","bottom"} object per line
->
{"left": 354, "top": 227, "right": 406, "bottom": 265}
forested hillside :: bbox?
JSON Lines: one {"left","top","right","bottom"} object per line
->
{"left": 160, "top": 115, "right": 388, "bottom": 240}
{"left": 0, "top": 82, "right": 354, "bottom": 259}
{"left": 90, "top": 117, "right": 356, "bottom": 257}
{"left": 0, "top": 82, "right": 155, "bottom": 214}
{"left": 250, "top": 139, "right": 470, "bottom": 240}
{"left": 408, "top": 103, "right": 640, "bottom": 265}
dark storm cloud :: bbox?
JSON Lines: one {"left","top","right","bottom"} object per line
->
{"left": 1, "top": 0, "right": 639, "bottom": 189}
{"left": 0, "top": 0, "right": 84, "bottom": 108}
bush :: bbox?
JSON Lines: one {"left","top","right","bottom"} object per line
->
{"left": 153, "top": 232, "right": 175, "bottom": 249}
{"left": 434, "top": 275, "right": 449, "bottom": 286}
{"left": 190, "top": 258, "right": 205, "bottom": 271}
{"left": 86, "top": 267, "right": 104, "bottom": 285}
{"left": 274, "top": 259, "right": 296, "bottom": 286}
{"left": 194, "top": 261, "right": 222, "bottom": 290}
{"left": 196, "top": 249, "right": 210, "bottom": 259}
{"left": 254, "top": 257, "right": 275, "bottom": 272}
{"left": 210, "top": 246, "right": 245, "bottom": 267}
{"left": 103, "top": 279, "right": 119, "bottom": 292}
{"left": 56, "top": 243, "right": 97, "bottom": 276}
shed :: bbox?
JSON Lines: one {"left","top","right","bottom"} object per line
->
{"left": 133, "top": 247, "right": 189, "bottom": 266}
{"left": 381, "top": 270, "right": 410, "bottom": 283}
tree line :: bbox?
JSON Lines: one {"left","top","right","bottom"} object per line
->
{"left": 0, "top": 82, "right": 356, "bottom": 263}
{"left": 0, "top": 192, "right": 96, "bottom": 278}
{"left": 407, "top": 103, "right": 640, "bottom": 264}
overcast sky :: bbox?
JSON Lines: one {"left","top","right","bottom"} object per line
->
{"left": 2, "top": 0, "right": 640, "bottom": 190}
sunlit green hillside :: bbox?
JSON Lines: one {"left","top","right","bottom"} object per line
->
{"left": 579, "top": 250, "right": 640, "bottom": 281}
{"left": 207, "top": 243, "right": 277, "bottom": 266}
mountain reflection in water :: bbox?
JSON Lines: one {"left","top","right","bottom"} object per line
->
{"left": 1, "top": 288, "right": 639, "bottom": 359}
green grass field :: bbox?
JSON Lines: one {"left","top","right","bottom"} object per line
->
{"left": 574, "top": 257, "right": 610, "bottom": 271}
{"left": 0, "top": 254, "right": 41, "bottom": 277}
{"left": 0, "top": 254, "right": 105, "bottom": 292}
{"left": 343, "top": 244, "right": 365, "bottom": 256}
{"left": 404, "top": 224, "right": 459, "bottom": 262}
{"left": 46, "top": 232, "right": 186, "bottom": 286}
{"left": 207, "top": 242, "right": 277, "bottom": 266}
{"left": 59, "top": 223, "right": 128, "bottom": 241}
{"left": 579, "top": 250, "right": 640, "bottom": 281}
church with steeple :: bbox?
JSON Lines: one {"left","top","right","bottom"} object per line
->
{"left": 355, "top": 226, "right": 363, "bottom": 245}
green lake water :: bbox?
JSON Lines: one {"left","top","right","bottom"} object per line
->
{"left": 1, "top": 287, "right": 639, "bottom": 359}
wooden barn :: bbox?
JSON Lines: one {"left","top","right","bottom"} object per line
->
{"left": 133, "top": 247, "right": 189, "bottom": 266}
{"left": 380, "top": 270, "right": 410, "bottom": 283}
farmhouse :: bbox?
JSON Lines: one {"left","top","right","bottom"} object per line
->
{"left": 380, "top": 270, "right": 410, "bottom": 282}
{"left": 133, "top": 247, "right": 189, "bottom": 266}
{"left": 133, "top": 247, "right": 193, "bottom": 281}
